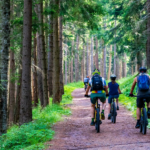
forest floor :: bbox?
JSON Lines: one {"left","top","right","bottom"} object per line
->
{"left": 48, "top": 88, "right": 150, "bottom": 150}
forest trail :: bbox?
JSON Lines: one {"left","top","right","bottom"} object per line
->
{"left": 48, "top": 88, "right": 150, "bottom": 150}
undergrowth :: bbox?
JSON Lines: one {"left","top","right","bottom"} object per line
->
{"left": 0, "top": 81, "right": 83, "bottom": 150}
{"left": 117, "top": 72, "right": 150, "bottom": 128}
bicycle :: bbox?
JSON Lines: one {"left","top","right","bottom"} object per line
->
{"left": 132, "top": 95, "right": 149, "bottom": 135}
{"left": 109, "top": 94, "right": 122, "bottom": 123}
{"left": 85, "top": 95, "right": 101, "bottom": 133}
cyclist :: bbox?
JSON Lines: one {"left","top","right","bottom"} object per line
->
{"left": 85, "top": 69, "right": 108, "bottom": 126}
{"left": 129, "top": 67, "right": 150, "bottom": 128}
{"left": 108, "top": 74, "right": 121, "bottom": 119}
{"left": 84, "top": 76, "right": 90, "bottom": 86}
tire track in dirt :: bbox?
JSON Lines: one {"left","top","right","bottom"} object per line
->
{"left": 48, "top": 88, "right": 150, "bottom": 150}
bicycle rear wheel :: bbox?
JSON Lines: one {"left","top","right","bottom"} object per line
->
{"left": 142, "top": 108, "right": 147, "bottom": 135}
{"left": 95, "top": 108, "right": 100, "bottom": 133}
{"left": 112, "top": 102, "right": 116, "bottom": 123}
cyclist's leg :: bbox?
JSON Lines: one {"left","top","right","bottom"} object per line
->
{"left": 90, "top": 94, "right": 97, "bottom": 125}
{"left": 108, "top": 95, "right": 113, "bottom": 113}
{"left": 136, "top": 97, "right": 143, "bottom": 128}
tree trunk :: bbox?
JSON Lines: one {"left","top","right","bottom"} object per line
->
{"left": 91, "top": 37, "right": 94, "bottom": 73}
{"left": 101, "top": 39, "right": 104, "bottom": 77}
{"left": 107, "top": 45, "right": 112, "bottom": 80}
{"left": 86, "top": 41, "right": 89, "bottom": 76}
{"left": 8, "top": 0, "right": 15, "bottom": 125}
{"left": 147, "top": 0, "right": 150, "bottom": 69}
{"left": 122, "top": 53, "right": 127, "bottom": 77}
{"left": 19, "top": 0, "right": 32, "bottom": 125}
{"left": 95, "top": 37, "right": 99, "bottom": 69}
{"left": 116, "top": 56, "right": 120, "bottom": 79}
{"left": 65, "top": 44, "right": 67, "bottom": 85}
{"left": 71, "top": 40, "right": 74, "bottom": 82}
{"left": 53, "top": 0, "right": 61, "bottom": 103}
{"left": 137, "top": 51, "right": 142, "bottom": 71}
{"left": 58, "top": 10, "right": 64, "bottom": 98}
{"left": 32, "top": 36, "right": 38, "bottom": 106}
{"left": 75, "top": 35, "right": 79, "bottom": 82}
{"left": 103, "top": 46, "right": 107, "bottom": 79}
{"left": 48, "top": 3, "right": 53, "bottom": 97}
{"left": 35, "top": 1, "right": 48, "bottom": 107}
{"left": 81, "top": 45, "right": 85, "bottom": 81}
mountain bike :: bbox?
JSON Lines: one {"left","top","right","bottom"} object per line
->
{"left": 109, "top": 94, "right": 122, "bottom": 123}
{"left": 133, "top": 95, "right": 149, "bottom": 135}
{"left": 85, "top": 95, "right": 102, "bottom": 133}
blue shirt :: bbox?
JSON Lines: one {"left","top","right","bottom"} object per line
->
{"left": 108, "top": 82, "right": 119, "bottom": 95}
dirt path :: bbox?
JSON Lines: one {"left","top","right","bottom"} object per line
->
{"left": 48, "top": 88, "right": 150, "bottom": 150}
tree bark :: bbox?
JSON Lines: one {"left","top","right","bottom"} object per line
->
{"left": 147, "top": 0, "right": 150, "bottom": 69}
{"left": 19, "top": 0, "right": 32, "bottom": 125}
{"left": 48, "top": 2, "right": 53, "bottom": 97}
{"left": 32, "top": 36, "right": 38, "bottom": 106}
{"left": 107, "top": 45, "right": 112, "bottom": 80}
{"left": 122, "top": 53, "right": 127, "bottom": 77}
{"left": 53, "top": 0, "right": 61, "bottom": 103}
{"left": 71, "top": 40, "right": 74, "bottom": 82}
{"left": 137, "top": 51, "right": 142, "bottom": 71}
{"left": 35, "top": 1, "right": 48, "bottom": 107}
{"left": 86, "top": 41, "right": 89, "bottom": 76}
{"left": 75, "top": 35, "right": 79, "bottom": 82}
{"left": 81, "top": 45, "right": 85, "bottom": 81}
{"left": 91, "top": 37, "right": 94, "bottom": 73}
{"left": 65, "top": 43, "right": 67, "bottom": 85}
{"left": 95, "top": 37, "right": 99, "bottom": 69}
{"left": 101, "top": 39, "right": 104, "bottom": 77}
{"left": 8, "top": 0, "right": 15, "bottom": 125}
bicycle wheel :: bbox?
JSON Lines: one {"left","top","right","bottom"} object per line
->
{"left": 140, "top": 116, "right": 143, "bottom": 133}
{"left": 112, "top": 102, "right": 116, "bottom": 123}
{"left": 96, "top": 108, "right": 100, "bottom": 133}
{"left": 142, "top": 108, "right": 147, "bottom": 135}
{"left": 111, "top": 104, "right": 113, "bottom": 123}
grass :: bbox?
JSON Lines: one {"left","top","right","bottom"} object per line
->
{"left": 117, "top": 72, "right": 150, "bottom": 128}
{"left": 0, "top": 81, "right": 84, "bottom": 150}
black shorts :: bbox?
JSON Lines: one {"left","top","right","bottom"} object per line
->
{"left": 137, "top": 97, "right": 150, "bottom": 108}
{"left": 84, "top": 82, "right": 88, "bottom": 85}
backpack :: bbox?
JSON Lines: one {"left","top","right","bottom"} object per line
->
{"left": 91, "top": 74, "right": 103, "bottom": 91}
{"left": 137, "top": 74, "right": 150, "bottom": 91}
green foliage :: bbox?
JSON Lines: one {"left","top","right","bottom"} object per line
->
{"left": 0, "top": 82, "right": 83, "bottom": 150}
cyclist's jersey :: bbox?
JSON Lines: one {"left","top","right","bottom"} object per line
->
{"left": 84, "top": 78, "right": 90, "bottom": 83}
{"left": 89, "top": 77, "right": 106, "bottom": 94}
{"left": 108, "top": 82, "right": 119, "bottom": 95}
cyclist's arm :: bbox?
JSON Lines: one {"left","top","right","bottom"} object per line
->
{"left": 85, "top": 85, "right": 91, "bottom": 95}
{"left": 104, "top": 85, "right": 108, "bottom": 94}
{"left": 130, "top": 77, "right": 137, "bottom": 94}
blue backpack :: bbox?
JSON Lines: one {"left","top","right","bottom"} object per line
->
{"left": 137, "top": 75, "right": 150, "bottom": 91}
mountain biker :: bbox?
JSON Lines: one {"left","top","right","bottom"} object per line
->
{"left": 84, "top": 69, "right": 108, "bottom": 126}
{"left": 108, "top": 74, "right": 121, "bottom": 119}
{"left": 129, "top": 67, "right": 150, "bottom": 128}
{"left": 84, "top": 76, "right": 90, "bottom": 85}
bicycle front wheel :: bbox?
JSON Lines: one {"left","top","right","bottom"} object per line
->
{"left": 142, "top": 108, "right": 147, "bottom": 135}
{"left": 112, "top": 102, "right": 116, "bottom": 123}
{"left": 96, "top": 108, "right": 100, "bottom": 133}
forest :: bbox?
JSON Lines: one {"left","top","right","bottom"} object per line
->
{"left": 0, "top": 0, "right": 150, "bottom": 149}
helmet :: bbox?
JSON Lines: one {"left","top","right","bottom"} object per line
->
{"left": 92, "top": 69, "right": 100, "bottom": 75}
{"left": 86, "top": 76, "right": 89, "bottom": 78}
{"left": 110, "top": 74, "right": 116, "bottom": 80}
{"left": 139, "top": 67, "right": 147, "bottom": 73}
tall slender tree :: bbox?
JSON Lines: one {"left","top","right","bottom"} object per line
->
{"left": 19, "top": 0, "right": 32, "bottom": 125}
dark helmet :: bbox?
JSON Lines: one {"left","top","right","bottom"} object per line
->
{"left": 86, "top": 76, "right": 89, "bottom": 78}
{"left": 139, "top": 67, "right": 147, "bottom": 73}
{"left": 110, "top": 74, "right": 116, "bottom": 80}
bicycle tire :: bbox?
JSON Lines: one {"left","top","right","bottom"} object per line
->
{"left": 96, "top": 108, "right": 100, "bottom": 133}
{"left": 111, "top": 104, "right": 113, "bottom": 123}
{"left": 140, "top": 117, "right": 142, "bottom": 133}
{"left": 142, "top": 108, "right": 147, "bottom": 134}
{"left": 112, "top": 102, "right": 116, "bottom": 123}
